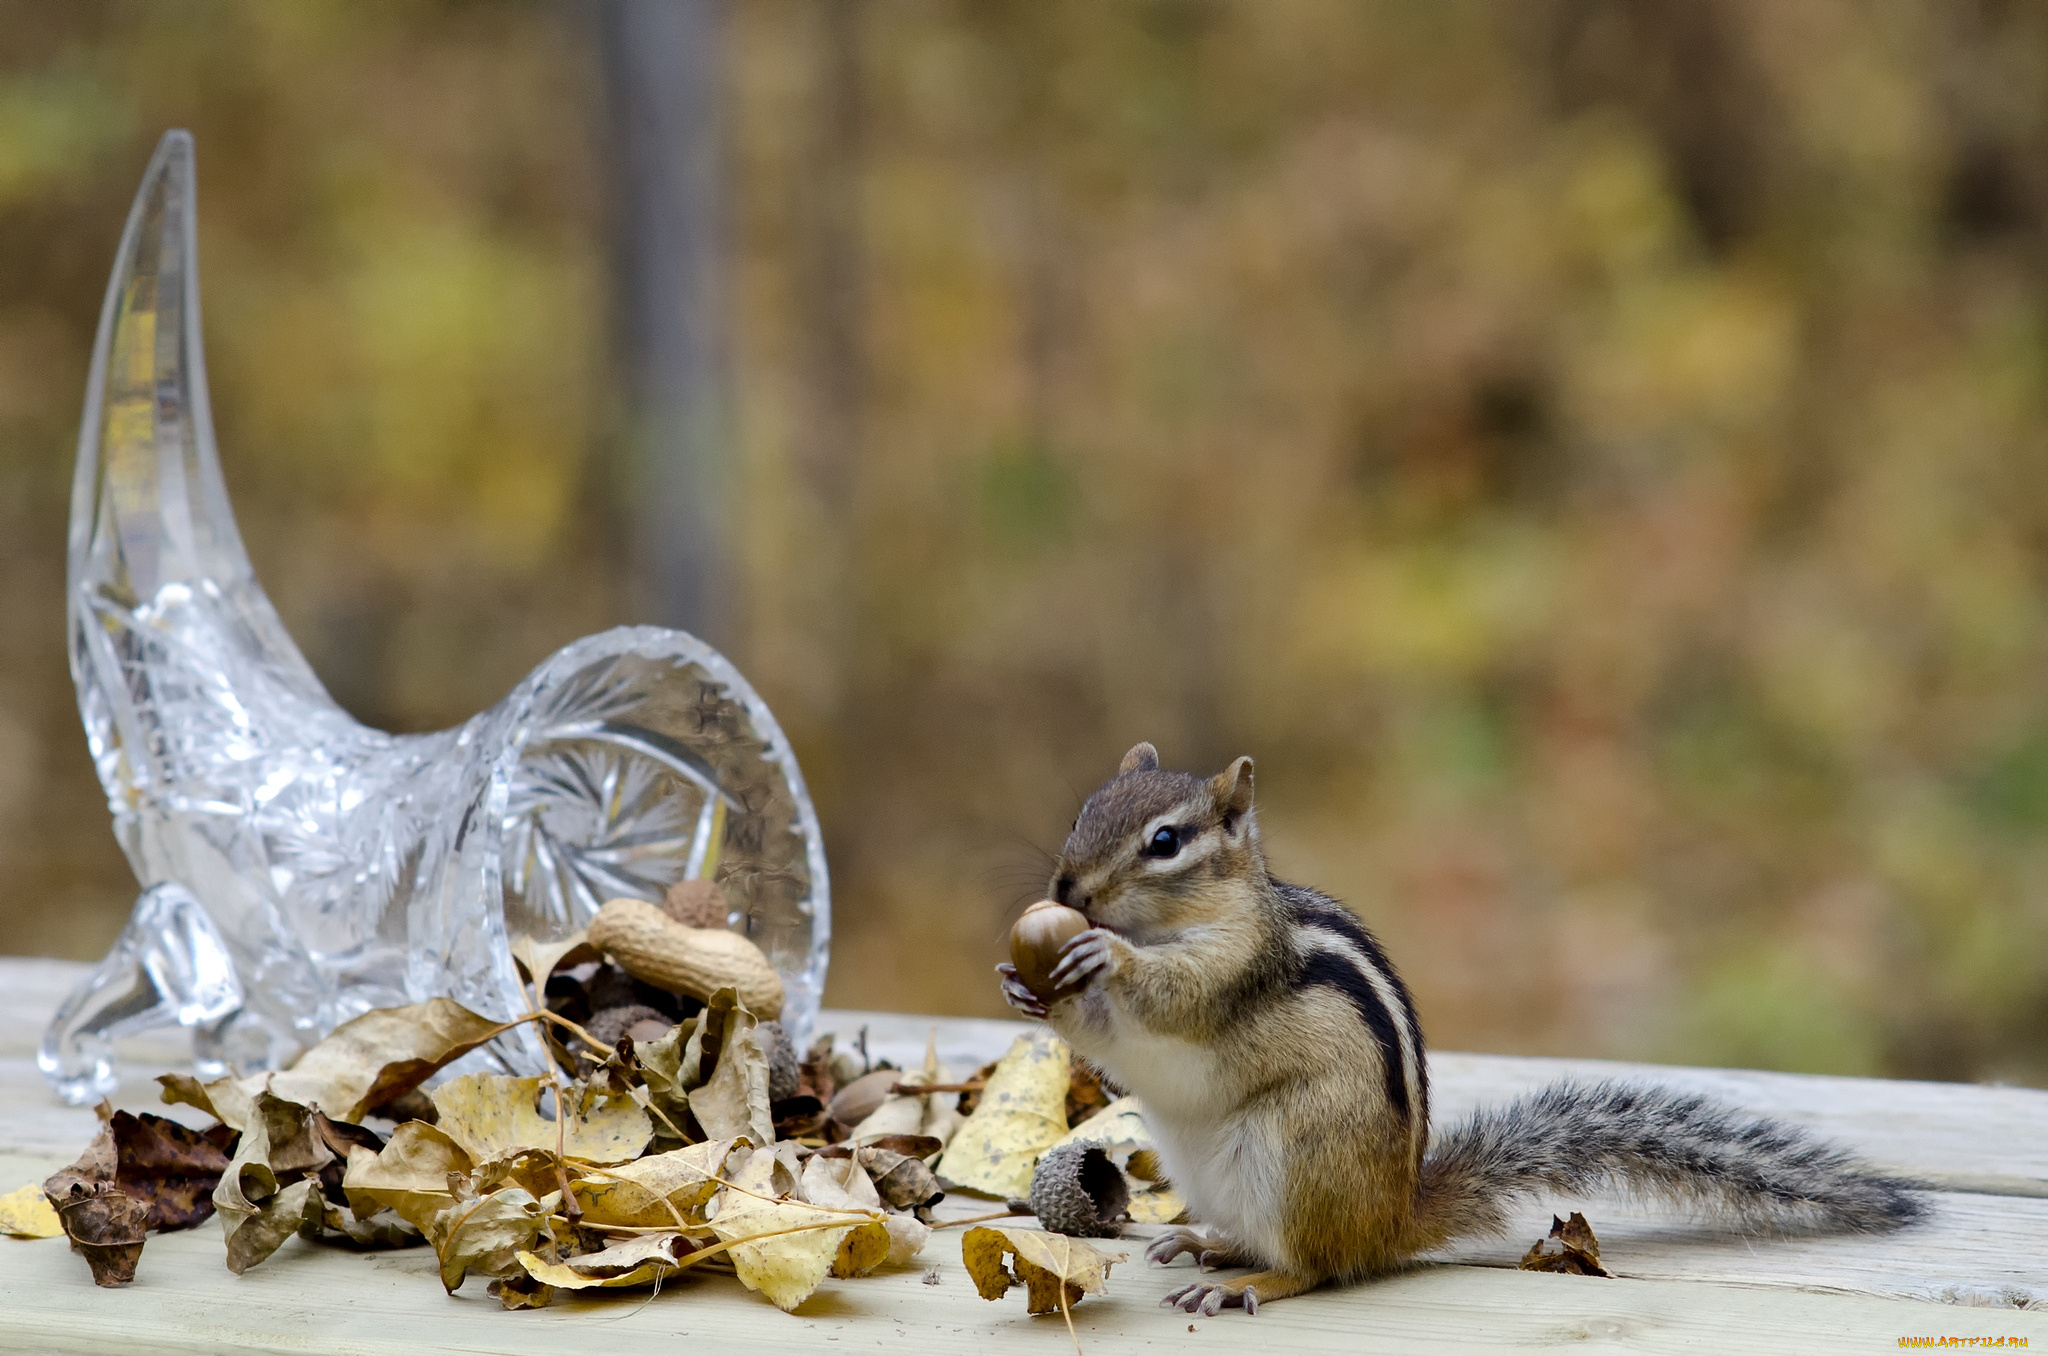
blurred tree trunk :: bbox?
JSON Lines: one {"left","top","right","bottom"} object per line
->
{"left": 801, "top": 0, "right": 865, "bottom": 725}
{"left": 597, "top": 0, "right": 730, "bottom": 645}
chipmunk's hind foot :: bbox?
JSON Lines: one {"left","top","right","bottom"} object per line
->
{"left": 1161, "top": 1268, "right": 1318, "bottom": 1317}
{"left": 1145, "top": 1226, "right": 1256, "bottom": 1270}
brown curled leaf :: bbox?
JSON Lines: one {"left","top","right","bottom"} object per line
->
{"left": 104, "top": 1110, "right": 234, "bottom": 1232}
{"left": 49, "top": 1183, "right": 149, "bottom": 1287}
{"left": 856, "top": 1146, "right": 945, "bottom": 1214}
{"left": 1518, "top": 1211, "right": 1611, "bottom": 1277}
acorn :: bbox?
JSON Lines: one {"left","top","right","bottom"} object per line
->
{"left": 1008, "top": 900, "right": 1090, "bottom": 1003}
{"left": 1029, "top": 1141, "right": 1129, "bottom": 1238}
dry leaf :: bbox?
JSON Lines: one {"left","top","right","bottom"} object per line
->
{"left": 48, "top": 1184, "right": 149, "bottom": 1286}
{"left": 0, "top": 1183, "right": 61, "bottom": 1238}
{"left": 490, "top": 1271, "right": 557, "bottom": 1309}
{"left": 510, "top": 929, "right": 598, "bottom": 986}
{"left": 1125, "top": 1184, "right": 1188, "bottom": 1225}
{"left": 849, "top": 1032, "right": 961, "bottom": 1145}
{"left": 341, "top": 1121, "right": 473, "bottom": 1231}
{"left": 106, "top": 1111, "right": 232, "bottom": 1232}
{"left": 430, "top": 1073, "right": 651, "bottom": 1166}
{"left": 830, "top": 1215, "right": 892, "bottom": 1279}
{"left": 632, "top": 1016, "right": 701, "bottom": 1134}
{"left": 683, "top": 990, "right": 775, "bottom": 1146}
{"left": 857, "top": 1147, "right": 945, "bottom": 1215}
{"left": 43, "top": 1122, "right": 115, "bottom": 1203}
{"left": 936, "top": 1030, "right": 1071, "bottom": 1199}
{"left": 271, "top": 999, "right": 507, "bottom": 1123}
{"left": 1049, "top": 1096, "right": 1150, "bottom": 1156}
{"left": 156, "top": 1072, "right": 233, "bottom": 1124}
{"left": 881, "top": 1212, "right": 931, "bottom": 1267}
{"left": 183, "top": 1001, "right": 504, "bottom": 1130}
{"left": 515, "top": 1232, "right": 693, "bottom": 1290}
{"left": 1518, "top": 1212, "right": 1611, "bottom": 1277}
{"left": 800, "top": 1154, "right": 882, "bottom": 1212}
{"left": 961, "top": 1225, "right": 1126, "bottom": 1315}
{"left": 707, "top": 1189, "right": 887, "bottom": 1311}
{"left": 572, "top": 1139, "right": 740, "bottom": 1228}
{"left": 310, "top": 1197, "right": 421, "bottom": 1249}
{"left": 1064, "top": 1056, "right": 1114, "bottom": 1128}
{"left": 212, "top": 1093, "right": 333, "bottom": 1274}
{"left": 427, "top": 1184, "right": 560, "bottom": 1293}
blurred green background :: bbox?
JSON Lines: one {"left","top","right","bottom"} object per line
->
{"left": 4, "top": 0, "right": 2048, "bottom": 1086}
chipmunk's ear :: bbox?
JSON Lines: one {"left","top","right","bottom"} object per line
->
{"left": 1118, "top": 742, "right": 1160, "bottom": 776}
{"left": 1211, "top": 756, "right": 1255, "bottom": 830}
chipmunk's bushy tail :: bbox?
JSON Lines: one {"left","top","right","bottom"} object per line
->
{"left": 1409, "top": 1080, "right": 1926, "bottom": 1249}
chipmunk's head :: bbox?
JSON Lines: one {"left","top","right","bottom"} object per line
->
{"left": 1050, "top": 742, "right": 1263, "bottom": 942}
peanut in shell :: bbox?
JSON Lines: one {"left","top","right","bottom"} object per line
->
{"left": 586, "top": 896, "right": 785, "bottom": 1019}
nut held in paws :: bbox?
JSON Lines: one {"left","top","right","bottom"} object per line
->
{"left": 1009, "top": 900, "right": 1090, "bottom": 1002}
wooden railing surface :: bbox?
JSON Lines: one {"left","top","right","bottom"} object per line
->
{"left": 2, "top": 957, "right": 2043, "bottom": 1353}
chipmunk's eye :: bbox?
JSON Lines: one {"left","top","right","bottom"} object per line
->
{"left": 1142, "top": 825, "right": 1180, "bottom": 858}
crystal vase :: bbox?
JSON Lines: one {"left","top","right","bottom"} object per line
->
{"left": 39, "top": 130, "right": 829, "bottom": 1105}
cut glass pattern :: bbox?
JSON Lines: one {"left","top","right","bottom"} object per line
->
{"left": 40, "top": 131, "right": 829, "bottom": 1104}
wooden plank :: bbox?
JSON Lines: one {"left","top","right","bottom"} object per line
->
{"left": 1431, "top": 1191, "right": 2048, "bottom": 1309}
{"left": 4, "top": 957, "right": 2047, "bottom": 1350}
{"left": 2, "top": 1200, "right": 2043, "bottom": 1354}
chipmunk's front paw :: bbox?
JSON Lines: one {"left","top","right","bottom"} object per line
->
{"left": 995, "top": 962, "right": 1049, "bottom": 1019}
{"left": 1048, "top": 928, "right": 1119, "bottom": 993}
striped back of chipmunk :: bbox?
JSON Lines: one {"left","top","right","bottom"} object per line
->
{"left": 1274, "top": 879, "right": 1430, "bottom": 1167}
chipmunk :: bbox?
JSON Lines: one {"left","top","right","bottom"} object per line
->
{"left": 997, "top": 743, "right": 1925, "bottom": 1316}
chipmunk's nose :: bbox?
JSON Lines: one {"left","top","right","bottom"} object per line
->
{"left": 1054, "top": 874, "right": 1075, "bottom": 905}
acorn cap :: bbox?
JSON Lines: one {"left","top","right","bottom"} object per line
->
{"left": 1028, "top": 1141, "right": 1130, "bottom": 1238}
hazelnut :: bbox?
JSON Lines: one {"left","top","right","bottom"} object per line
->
{"left": 826, "top": 1067, "right": 903, "bottom": 1130}
{"left": 1008, "top": 900, "right": 1090, "bottom": 1003}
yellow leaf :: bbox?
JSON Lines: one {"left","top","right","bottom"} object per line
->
{"left": 935, "top": 1030, "right": 1070, "bottom": 1199}
{"left": 430, "top": 1073, "right": 650, "bottom": 1165}
{"left": 961, "top": 1226, "right": 1126, "bottom": 1315}
{"left": 341, "top": 1121, "right": 473, "bottom": 1231}
{"left": 515, "top": 1233, "right": 691, "bottom": 1290}
{"left": 571, "top": 1139, "right": 740, "bottom": 1228}
{"left": 1125, "top": 1185, "right": 1187, "bottom": 1225}
{"left": 1048, "top": 1095, "right": 1150, "bottom": 1155}
{"left": 0, "top": 1184, "right": 61, "bottom": 1238}
{"left": 707, "top": 1190, "right": 885, "bottom": 1311}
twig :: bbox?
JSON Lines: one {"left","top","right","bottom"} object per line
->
{"left": 931, "top": 1207, "right": 1032, "bottom": 1229}
{"left": 1056, "top": 1235, "right": 1084, "bottom": 1356}
{"left": 889, "top": 1080, "right": 986, "bottom": 1096}
{"left": 522, "top": 976, "right": 581, "bottom": 1225}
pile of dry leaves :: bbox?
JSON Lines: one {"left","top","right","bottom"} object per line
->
{"left": 1, "top": 895, "right": 1168, "bottom": 1325}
